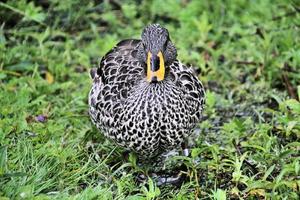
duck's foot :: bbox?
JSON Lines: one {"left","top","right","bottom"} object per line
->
{"left": 136, "top": 164, "right": 187, "bottom": 186}
{"left": 152, "top": 167, "right": 188, "bottom": 186}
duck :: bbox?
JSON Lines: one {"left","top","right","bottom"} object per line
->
{"left": 89, "top": 24, "right": 205, "bottom": 159}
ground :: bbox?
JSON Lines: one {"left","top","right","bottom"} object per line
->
{"left": 0, "top": 0, "right": 300, "bottom": 199}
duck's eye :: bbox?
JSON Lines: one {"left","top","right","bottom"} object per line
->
{"left": 163, "top": 41, "right": 168, "bottom": 51}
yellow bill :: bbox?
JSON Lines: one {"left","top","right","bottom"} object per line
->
{"left": 147, "top": 51, "right": 165, "bottom": 82}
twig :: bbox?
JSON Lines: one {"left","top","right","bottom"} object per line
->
{"left": 235, "top": 61, "right": 263, "bottom": 66}
{"left": 282, "top": 63, "right": 298, "bottom": 100}
{"left": 0, "top": 70, "right": 21, "bottom": 76}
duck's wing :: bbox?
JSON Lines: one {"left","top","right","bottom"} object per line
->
{"left": 91, "top": 39, "right": 142, "bottom": 83}
{"left": 170, "top": 60, "right": 206, "bottom": 123}
{"left": 89, "top": 39, "right": 144, "bottom": 129}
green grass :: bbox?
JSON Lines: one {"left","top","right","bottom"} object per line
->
{"left": 1, "top": 0, "right": 300, "bottom": 199}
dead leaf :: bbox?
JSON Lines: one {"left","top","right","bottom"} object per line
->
{"left": 248, "top": 189, "right": 265, "bottom": 197}
{"left": 45, "top": 71, "right": 54, "bottom": 84}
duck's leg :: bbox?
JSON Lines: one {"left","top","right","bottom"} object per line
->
{"left": 150, "top": 137, "right": 200, "bottom": 185}
{"left": 136, "top": 145, "right": 189, "bottom": 186}
{"left": 182, "top": 140, "right": 189, "bottom": 157}
{"left": 136, "top": 130, "right": 201, "bottom": 186}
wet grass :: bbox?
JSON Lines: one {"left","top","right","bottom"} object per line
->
{"left": 0, "top": 0, "right": 300, "bottom": 199}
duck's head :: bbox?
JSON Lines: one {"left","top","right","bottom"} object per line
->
{"left": 137, "top": 24, "right": 177, "bottom": 83}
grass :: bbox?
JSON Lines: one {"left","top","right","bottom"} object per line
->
{"left": 0, "top": 0, "right": 300, "bottom": 199}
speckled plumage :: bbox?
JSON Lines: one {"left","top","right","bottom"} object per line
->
{"left": 89, "top": 24, "right": 205, "bottom": 158}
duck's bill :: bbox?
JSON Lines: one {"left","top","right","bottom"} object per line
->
{"left": 147, "top": 51, "right": 165, "bottom": 83}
